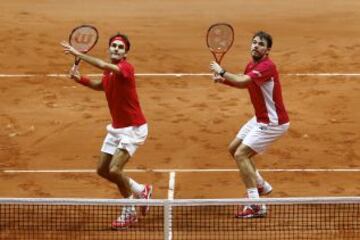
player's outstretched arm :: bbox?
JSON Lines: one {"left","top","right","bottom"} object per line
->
{"left": 60, "top": 41, "right": 120, "bottom": 74}
{"left": 210, "top": 61, "right": 251, "bottom": 89}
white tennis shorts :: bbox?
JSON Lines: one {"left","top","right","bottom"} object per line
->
{"left": 101, "top": 123, "right": 148, "bottom": 156}
{"left": 236, "top": 117, "right": 289, "bottom": 154}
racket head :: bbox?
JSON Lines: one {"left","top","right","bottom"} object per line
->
{"left": 69, "top": 24, "right": 99, "bottom": 53}
{"left": 206, "top": 23, "right": 234, "bottom": 63}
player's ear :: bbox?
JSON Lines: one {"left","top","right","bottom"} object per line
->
{"left": 266, "top": 48, "right": 271, "bottom": 54}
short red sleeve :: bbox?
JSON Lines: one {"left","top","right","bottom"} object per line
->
{"left": 117, "top": 61, "right": 133, "bottom": 78}
{"left": 246, "top": 61, "right": 274, "bottom": 86}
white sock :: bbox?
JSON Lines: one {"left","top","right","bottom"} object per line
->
{"left": 247, "top": 188, "right": 260, "bottom": 199}
{"left": 128, "top": 178, "right": 145, "bottom": 196}
{"left": 255, "top": 170, "right": 265, "bottom": 186}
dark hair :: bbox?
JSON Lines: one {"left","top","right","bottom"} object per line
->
{"left": 252, "top": 31, "right": 272, "bottom": 48}
{"left": 108, "top": 33, "right": 131, "bottom": 52}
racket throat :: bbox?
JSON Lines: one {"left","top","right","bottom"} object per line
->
{"left": 75, "top": 56, "right": 81, "bottom": 65}
{"left": 213, "top": 52, "right": 224, "bottom": 64}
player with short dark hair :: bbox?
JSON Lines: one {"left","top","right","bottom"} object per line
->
{"left": 210, "top": 31, "right": 289, "bottom": 218}
{"left": 61, "top": 33, "right": 152, "bottom": 229}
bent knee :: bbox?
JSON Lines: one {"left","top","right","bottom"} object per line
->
{"left": 97, "top": 167, "right": 108, "bottom": 178}
{"left": 228, "top": 139, "right": 242, "bottom": 157}
{"left": 108, "top": 166, "right": 124, "bottom": 177}
{"left": 228, "top": 145, "right": 237, "bottom": 157}
{"left": 234, "top": 151, "right": 248, "bottom": 162}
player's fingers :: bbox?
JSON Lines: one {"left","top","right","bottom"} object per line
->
{"left": 70, "top": 64, "right": 77, "bottom": 72}
{"left": 60, "top": 42, "right": 75, "bottom": 54}
{"left": 209, "top": 62, "right": 216, "bottom": 71}
{"left": 69, "top": 71, "right": 79, "bottom": 80}
{"left": 210, "top": 61, "right": 217, "bottom": 69}
{"left": 210, "top": 62, "right": 222, "bottom": 74}
{"left": 73, "top": 64, "right": 79, "bottom": 72}
{"left": 69, "top": 69, "right": 79, "bottom": 77}
{"left": 212, "top": 74, "right": 220, "bottom": 80}
{"left": 212, "top": 74, "right": 224, "bottom": 83}
{"left": 212, "top": 73, "right": 218, "bottom": 81}
{"left": 210, "top": 61, "right": 218, "bottom": 67}
{"left": 60, "top": 41, "right": 70, "bottom": 48}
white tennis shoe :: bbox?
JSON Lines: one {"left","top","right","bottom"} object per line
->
{"left": 139, "top": 184, "right": 153, "bottom": 216}
{"left": 235, "top": 204, "right": 267, "bottom": 218}
{"left": 111, "top": 206, "right": 137, "bottom": 230}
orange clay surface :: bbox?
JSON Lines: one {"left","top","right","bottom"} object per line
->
{"left": 0, "top": 0, "right": 359, "bottom": 199}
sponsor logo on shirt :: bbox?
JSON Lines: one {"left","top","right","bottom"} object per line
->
{"left": 252, "top": 70, "right": 262, "bottom": 77}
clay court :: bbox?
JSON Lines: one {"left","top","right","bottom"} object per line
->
{"left": 0, "top": 0, "right": 359, "bottom": 235}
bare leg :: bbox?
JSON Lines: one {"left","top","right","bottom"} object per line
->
{"left": 96, "top": 150, "right": 132, "bottom": 198}
{"left": 229, "top": 138, "right": 257, "bottom": 172}
{"left": 109, "top": 149, "right": 132, "bottom": 198}
{"left": 97, "top": 152, "right": 117, "bottom": 182}
{"left": 228, "top": 138, "right": 242, "bottom": 157}
{"left": 233, "top": 144, "right": 257, "bottom": 189}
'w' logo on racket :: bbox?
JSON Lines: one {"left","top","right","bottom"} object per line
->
{"left": 69, "top": 25, "right": 99, "bottom": 53}
{"left": 74, "top": 34, "right": 94, "bottom": 44}
{"left": 68, "top": 24, "right": 99, "bottom": 67}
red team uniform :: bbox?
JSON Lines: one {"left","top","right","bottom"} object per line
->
{"left": 102, "top": 59, "right": 146, "bottom": 128}
{"left": 100, "top": 58, "right": 148, "bottom": 157}
{"left": 244, "top": 57, "right": 289, "bottom": 125}
{"left": 236, "top": 57, "right": 290, "bottom": 154}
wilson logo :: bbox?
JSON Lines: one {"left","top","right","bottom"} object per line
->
{"left": 74, "top": 34, "right": 94, "bottom": 44}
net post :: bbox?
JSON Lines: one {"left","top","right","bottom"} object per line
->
{"left": 163, "top": 200, "right": 172, "bottom": 240}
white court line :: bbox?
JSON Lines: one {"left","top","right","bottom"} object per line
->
{"left": 168, "top": 172, "right": 176, "bottom": 200}
{"left": 2, "top": 168, "right": 360, "bottom": 173}
{"left": 1, "top": 73, "right": 360, "bottom": 78}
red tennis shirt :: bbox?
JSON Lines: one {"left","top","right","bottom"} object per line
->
{"left": 245, "top": 57, "right": 289, "bottom": 125}
{"left": 102, "top": 59, "right": 147, "bottom": 128}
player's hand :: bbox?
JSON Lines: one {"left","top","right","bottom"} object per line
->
{"left": 210, "top": 61, "right": 223, "bottom": 75}
{"left": 212, "top": 73, "right": 225, "bottom": 83}
{"left": 60, "top": 41, "right": 80, "bottom": 57}
{"left": 69, "top": 65, "right": 80, "bottom": 80}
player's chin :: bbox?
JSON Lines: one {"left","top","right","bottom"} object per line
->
{"left": 251, "top": 50, "right": 259, "bottom": 56}
{"left": 110, "top": 54, "right": 122, "bottom": 62}
{"left": 251, "top": 51, "right": 263, "bottom": 61}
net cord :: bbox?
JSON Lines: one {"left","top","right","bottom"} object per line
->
{"left": 1, "top": 197, "right": 359, "bottom": 206}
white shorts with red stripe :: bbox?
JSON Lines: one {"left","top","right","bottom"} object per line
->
{"left": 236, "top": 117, "right": 289, "bottom": 154}
{"left": 101, "top": 123, "right": 148, "bottom": 156}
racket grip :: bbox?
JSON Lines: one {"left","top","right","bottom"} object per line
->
{"left": 72, "top": 56, "right": 81, "bottom": 72}
{"left": 75, "top": 56, "right": 81, "bottom": 65}
{"left": 72, "top": 64, "right": 79, "bottom": 73}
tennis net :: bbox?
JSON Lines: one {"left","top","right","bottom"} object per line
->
{"left": 0, "top": 197, "right": 359, "bottom": 240}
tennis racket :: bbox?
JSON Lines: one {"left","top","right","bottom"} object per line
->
{"left": 206, "top": 23, "right": 234, "bottom": 64}
{"left": 68, "top": 24, "right": 99, "bottom": 71}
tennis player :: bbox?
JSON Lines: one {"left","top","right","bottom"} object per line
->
{"left": 210, "top": 31, "right": 289, "bottom": 218}
{"left": 61, "top": 33, "right": 152, "bottom": 229}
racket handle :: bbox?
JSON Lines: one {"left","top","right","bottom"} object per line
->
{"left": 72, "top": 64, "right": 79, "bottom": 73}
{"left": 75, "top": 56, "right": 81, "bottom": 65}
{"left": 72, "top": 57, "right": 81, "bottom": 72}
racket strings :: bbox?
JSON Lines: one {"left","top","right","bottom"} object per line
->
{"left": 207, "top": 25, "right": 234, "bottom": 53}
{"left": 69, "top": 26, "right": 98, "bottom": 53}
